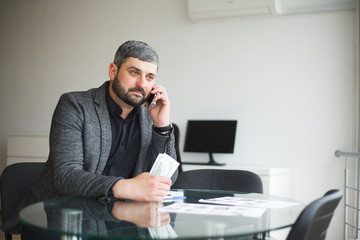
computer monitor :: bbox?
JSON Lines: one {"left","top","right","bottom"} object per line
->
{"left": 183, "top": 120, "right": 237, "bottom": 166}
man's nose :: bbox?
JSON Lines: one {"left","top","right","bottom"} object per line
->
{"left": 136, "top": 75, "right": 147, "bottom": 88}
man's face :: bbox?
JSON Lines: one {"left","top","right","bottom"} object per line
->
{"left": 112, "top": 57, "right": 157, "bottom": 107}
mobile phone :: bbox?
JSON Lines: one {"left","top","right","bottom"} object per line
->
{"left": 147, "top": 93, "right": 156, "bottom": 107}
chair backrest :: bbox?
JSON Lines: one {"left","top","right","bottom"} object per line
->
{"left": 0, "top": 162, "right": 45, "bottom": 239}
{"left": 172, "top": 123, "right": 182, "bottom": 173}
{"left": 171, "top": 169, "right": 263, "bottom": 193}
{"left": 286, "top": 189, "right": 343, "bottom": 240}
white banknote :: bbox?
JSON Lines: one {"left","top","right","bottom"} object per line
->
{"left": 150, "top": 153, "right": 179, "bottom": 178}
{"left": 149, "top": 224, "right": 177, "bottom": 239}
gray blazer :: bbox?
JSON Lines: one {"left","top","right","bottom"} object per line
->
{"left": 32, "top": 81, "right": 177, "bottom": 201}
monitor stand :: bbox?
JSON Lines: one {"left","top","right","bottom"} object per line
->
{"left": 182, "top": 152, "right": 226, "bottom": 166}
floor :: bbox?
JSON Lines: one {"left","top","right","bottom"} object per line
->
{"left": 0, "top": 232, "right": 20, "bottom": 240}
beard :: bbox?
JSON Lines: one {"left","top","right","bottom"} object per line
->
{"left": 112, "top": 75, "right": 147, "bottom": 107}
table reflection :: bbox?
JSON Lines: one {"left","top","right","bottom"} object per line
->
{"left": 39, "top": 196, "right": 175, "bottom": 238}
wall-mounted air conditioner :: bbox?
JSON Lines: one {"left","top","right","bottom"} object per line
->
{"left": 275, "top": 0, "right": 356, "bottom": 15}
{"left": 187, "top": 0, "right": 356, "bottom": 22}
{"left": 187, "top": 0, "right": 278, "bottom": 22}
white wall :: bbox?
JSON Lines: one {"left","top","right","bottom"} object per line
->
{"left": 0, "top": 0, "right": 356, "bottom": 239}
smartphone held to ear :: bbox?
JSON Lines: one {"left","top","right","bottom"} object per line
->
{"left": 147, "top": 93, "right": 156, "bottom": 108}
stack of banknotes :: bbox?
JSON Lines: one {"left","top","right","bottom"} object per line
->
{"left": 150, "top": 153, "right": 179, "bottom": 178}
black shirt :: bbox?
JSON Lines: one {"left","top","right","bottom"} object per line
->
{"left": 102, "top": 82, "right": 141, "bottom": 178}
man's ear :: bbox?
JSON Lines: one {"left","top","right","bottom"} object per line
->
{"left": 109, "top": 63, "right": 118, "bottom": 80}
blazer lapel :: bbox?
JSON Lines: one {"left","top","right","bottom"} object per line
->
{"left": 94, "top": 82, "right": 112, "bottom": 174}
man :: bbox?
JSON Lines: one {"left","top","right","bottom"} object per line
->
{"left": 2, "top": 40, "right": 177, "bottom": 234}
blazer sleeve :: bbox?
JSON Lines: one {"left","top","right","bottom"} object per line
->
{"left": 49, "top": 92, "right": 120, "bottom": 199}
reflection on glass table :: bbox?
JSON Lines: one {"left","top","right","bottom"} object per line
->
{"left": 19, "top": 189, "right": 305, "bottom": 239}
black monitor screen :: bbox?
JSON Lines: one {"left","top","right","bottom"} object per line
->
{"left": 184, "top": 120, "right": 237, "bottom": 154}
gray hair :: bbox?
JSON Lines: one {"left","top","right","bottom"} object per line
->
{"left": 113, "top": 40, "right": 159, "bottom": 70}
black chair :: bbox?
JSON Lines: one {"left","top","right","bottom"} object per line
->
{"left": 0, "top": 162, "right": 46, "bottom": 240}
{"left": 286, "top": 189, "right": 343, "bottom": 240}
{"left": 172, "top": 123, "right": 182, "bottom": 173}
{"left": 171, "top": 169, "right": 263, "bottom": 193}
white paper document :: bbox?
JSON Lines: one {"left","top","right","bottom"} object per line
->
{"left": 150, "top": 153, "right": 179, "bottom": 178}
{"left": 199, "top": 196, "right": 301, "bottom": 209}
{"left": 158, "top": 202, "right": 266, "bottom": 218}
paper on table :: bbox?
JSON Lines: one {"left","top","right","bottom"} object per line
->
{"left": 159, "top": 202, "right": 266, "bottom": 218}
{"left": 199, "top": 196, "right": 301, "bottom": 209}
{"left": 150, "top": 153, "right": 179, "bottom": 178}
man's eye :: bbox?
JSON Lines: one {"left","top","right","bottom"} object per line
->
{"left": 146, "top": 74, "right": 156, "bottom": 81}
{"left": 130, "top": 70, "right": 138, "bottom": 76}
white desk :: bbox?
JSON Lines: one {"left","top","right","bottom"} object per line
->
{"left": 182, "top": 164, "right": 292, "bottom": 198}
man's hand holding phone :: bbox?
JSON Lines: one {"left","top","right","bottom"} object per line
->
{"left": 147, "top": 84, "right": 171, "bottom": 128}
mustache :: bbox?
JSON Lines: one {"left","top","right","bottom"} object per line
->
{"left": 129, "top": 87, "right": 146, "bottom": 96}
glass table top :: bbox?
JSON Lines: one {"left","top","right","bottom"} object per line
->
{"left": 19, "top": 189, "right": 304, "bottom": 239}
